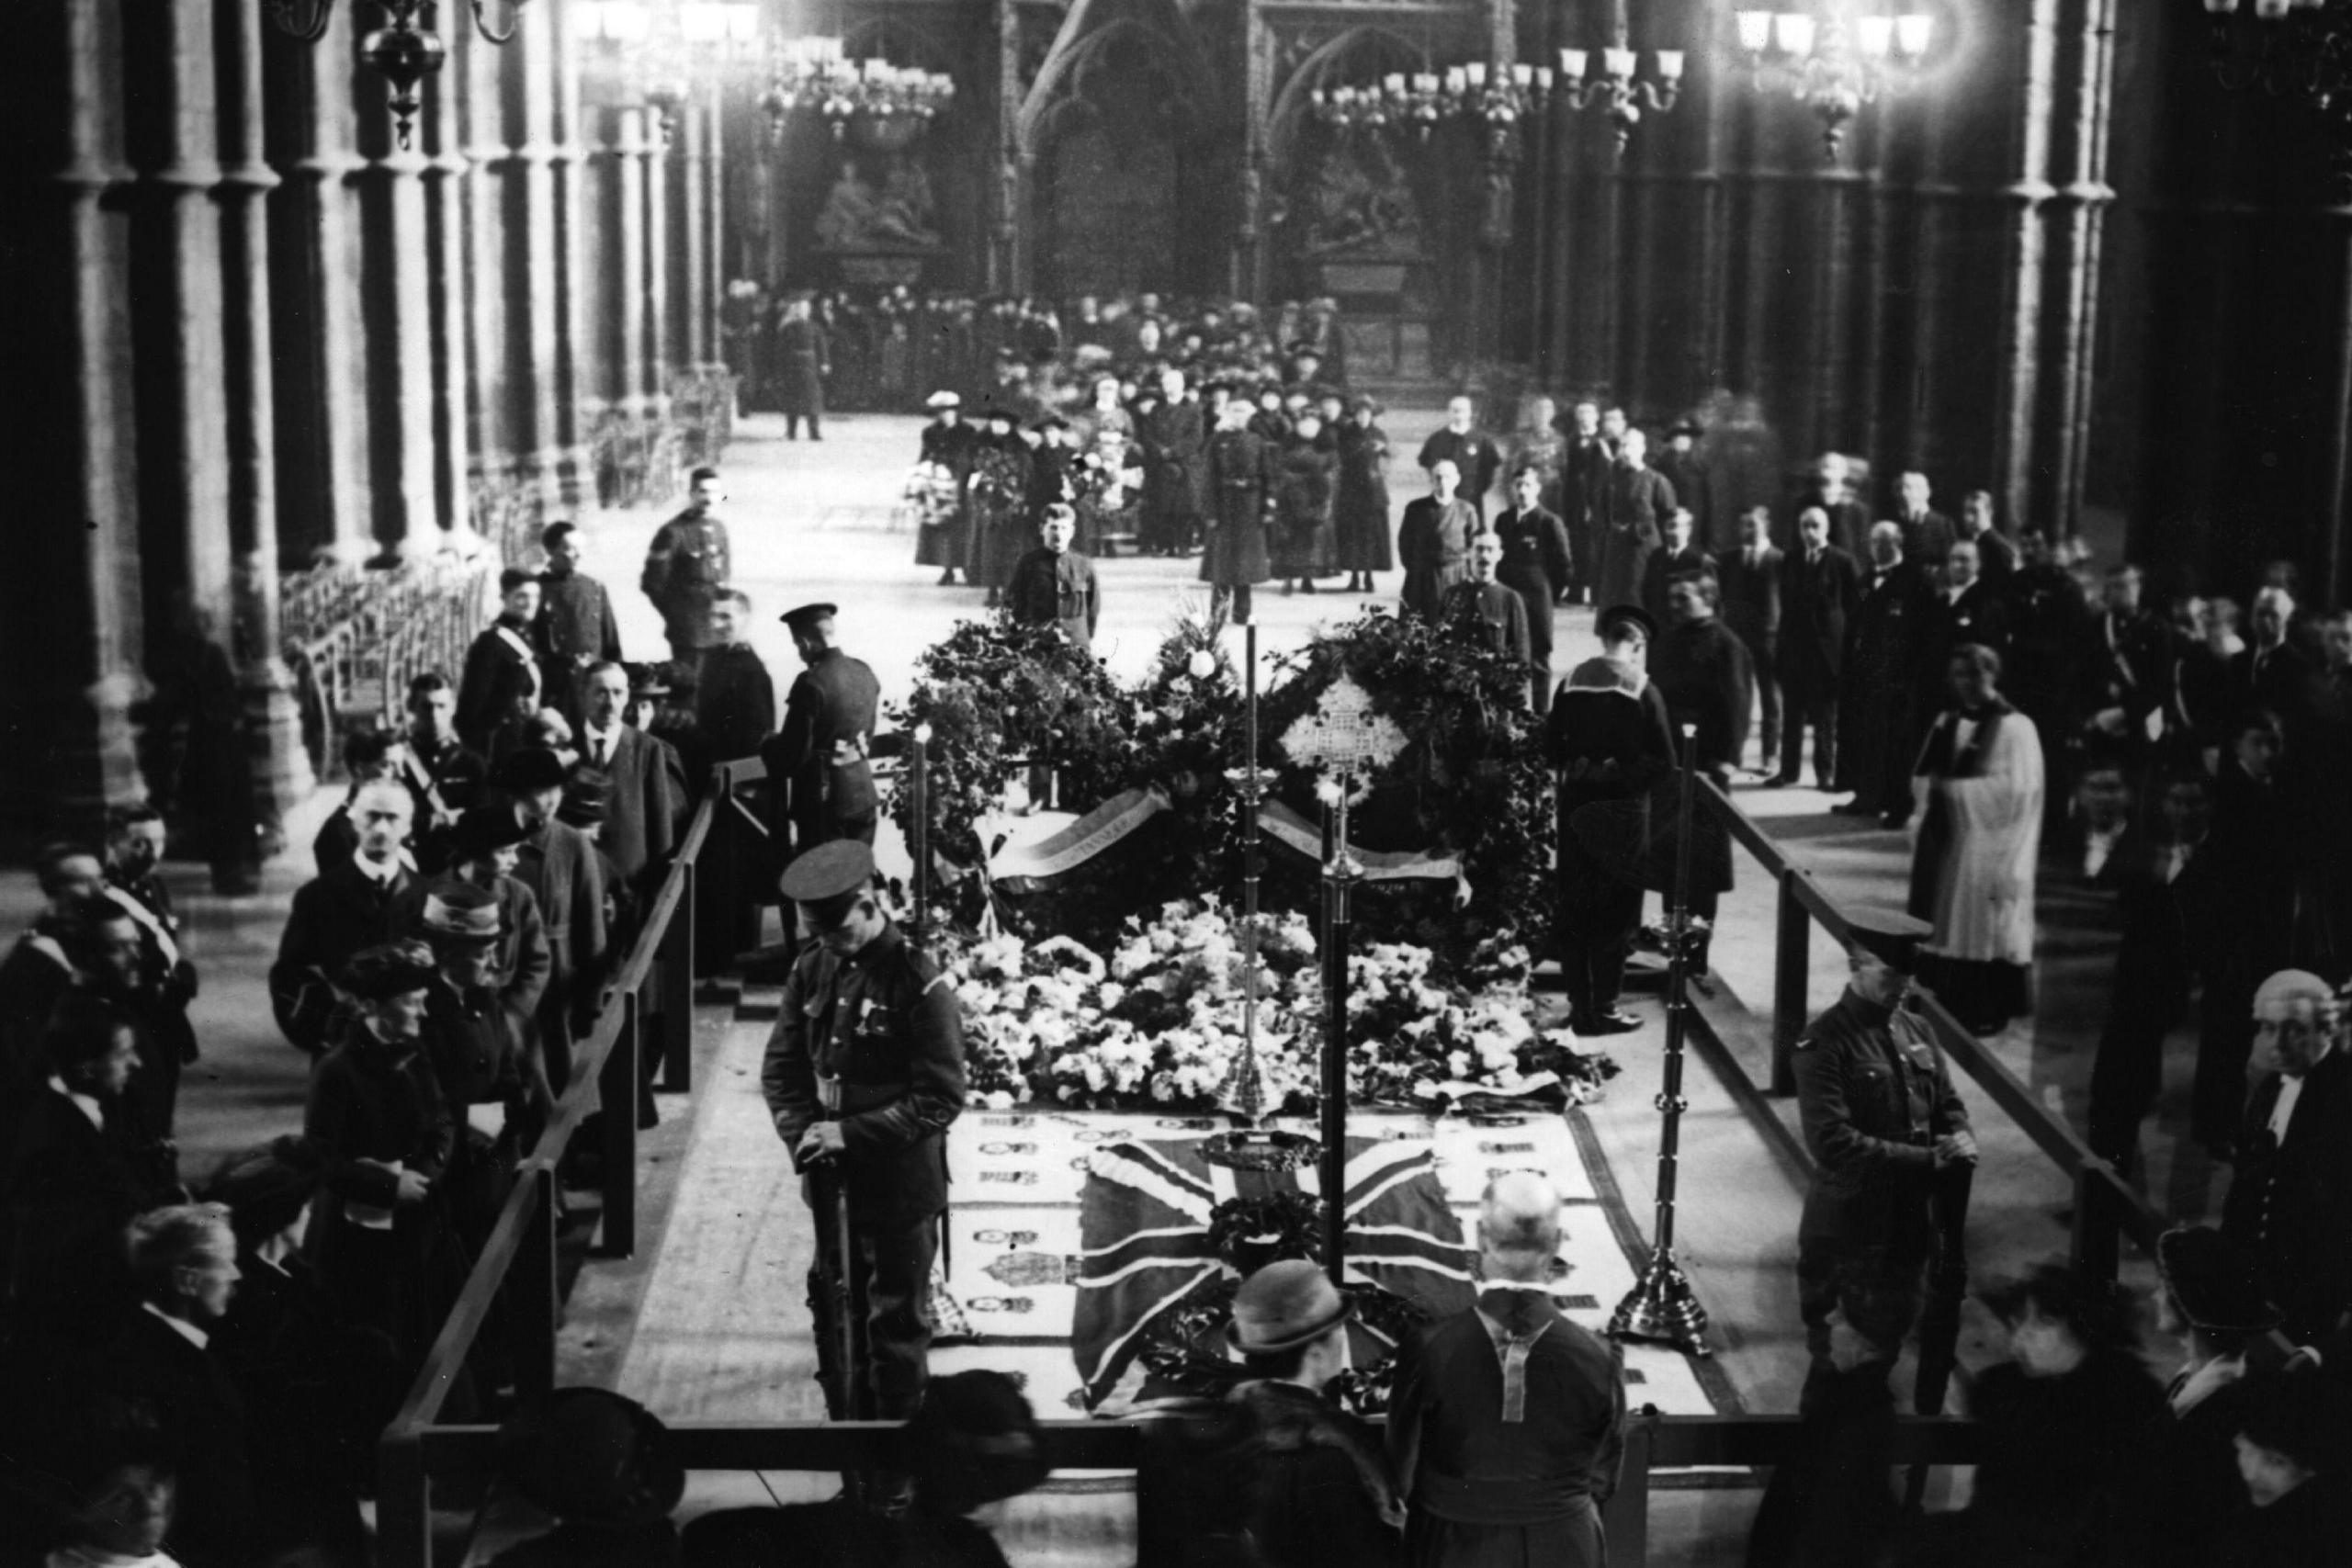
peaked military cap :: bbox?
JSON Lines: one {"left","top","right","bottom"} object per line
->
{"left": 779, "top": 840, "right": 876, "bottom": 929}
{"left": 1845, "top": 906, "right": 1933, "bottom": 972}
{"left": 779, "top": 602, "right": 839, "bottom": 633}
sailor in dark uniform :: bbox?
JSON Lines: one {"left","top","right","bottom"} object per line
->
{"left": 1792, "top": 907, "right": 1977, "bottom": 1411}
{"left": 762, "top": 603, "right": 882, "bottom": 859}
{"left": 1543, "top": 605, "right": 1677, "bottom": 1036}
{"left": 760, "top": 842, "right": 965, "bottom": 1503}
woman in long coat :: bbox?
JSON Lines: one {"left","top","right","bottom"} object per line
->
{"left": 1907, "top": 642, "right": 2043, "bottom": 1032}
{"left": 913, "top": 393, "right": 976, "bottom": 582}
{"left": 1074, "top": 375, "right": 1138, "bottom": 556}
{"left": 965, "top": 408, "right": 1035, "bottom": 606}
{"left": 1200, "top": 402, "right": 1275, "bottom": 624}
{"left": 1272, "top": 410, "right": 1340, "bottom": 592}
{"left": 1335, "top": 398, "right": 1395, "bottom": 592}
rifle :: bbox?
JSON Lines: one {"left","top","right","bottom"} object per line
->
{"left": 814, "top": 1145, "right": 868, "bottom": 1424}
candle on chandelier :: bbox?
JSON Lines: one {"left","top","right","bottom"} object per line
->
{"left": 1603, "top": 47, "right": 1637, "bottom": 80}
{"left": 1559, "top": 48, "right": 1589, "bottom": 80}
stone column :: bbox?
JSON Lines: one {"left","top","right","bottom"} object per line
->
{"left": 425, "top": 20, "right": 478, "bottom": 558}
{"left": 512, "top": 14, "right": 569, "bottom": 513}
{"left": 616, "top": 107, "right": 652, "bottom": 421}
{"left": 678, "top": 100, "right": 713, "bottom": 373}
{"left": 462, "top": 14, "right": 514, "bottom": 527}
{"left": 267, "top": 0, "right": 374, "bottom": 567}
{"left": 355, "top": 68, "right": 446, "bottom": 558}
{"left": 0, "top": 0, "right": 147, "bottom": 832}
{"left": 704, "top": 94, "right": 729, "bottom": 372}
{"left": 550, "top": 5, "right": 594, "bottom": 497}
{"left": 219, "top": 0, "right": 312, "bottom": 818}
{"left": 644, "top": 107, "right": 674, "bottom": 415}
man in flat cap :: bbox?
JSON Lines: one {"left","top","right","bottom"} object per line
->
{"left": 2220, "top": 970, "right": 2352, "bottom": 1345}
{"left": 496, "top": 748, "right": 607, "bottom": 1091}
{"left": 1543, "top": 605, "right": 1677, "bottom": 1036}
{"left": 418, "top": 883, "right": 548, "bottom": 1248}
{"left": 763, "top": 604, "right": 882, "bottom": 865}
{"left": 1792, "top": 907, "right": 1976, "bottom": 1410}
{"left": 760, "top": 841, "right": 964, "bottom": 1506}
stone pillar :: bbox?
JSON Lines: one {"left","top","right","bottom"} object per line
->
{"left": 2026, "top": 0, "right": 2120, "bottom": 537}
{"left": 615, "top": 107, "right": 652, "bottom": 421}
{"left": 267, "top": 1, "right": 374, "bottom": 567}
{"left": 679, "top": 100, "right": 713, "bottom": 373}
{"left": 550, "top": 5, "right": 594, "bottom": 497}
{"left": 703, "top": 94, "right": 729, "bottom": 371}
{"left": 0, "top": 0, "right": 148, "bottom": 833}
{"left": 219, "top": 0, "right": 312, "bottom": 818}
{"left": 644, "top": 108, "right": 674, "bottom": 414}
{"left": 512, "top": 14, "right": 570, "bottom": 513}
{"left": 992, "top": 0, "right": 1021, "bottom": 293}
{"left": 462, "top": 15, "right": 514, "bottom": 524}
{"left": 355, "top": 72, "right": 446, "bottom": 558}
{"left": 425, "top": 20, "right": 478, "bottom": 558}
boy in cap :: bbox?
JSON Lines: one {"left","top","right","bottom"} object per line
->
{"left": 1791, "top": 906, "right": 1976, "bottom": 1411}
{"left": 760, "top": 841, "right": 964, "bottom": 1499}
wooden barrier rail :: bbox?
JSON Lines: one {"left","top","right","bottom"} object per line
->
{"left": 376, "top": 763, "right": 2152, "bottom": 1568}
{"left": 1692, "top": 777, "right": 2170, "bottom": 1280}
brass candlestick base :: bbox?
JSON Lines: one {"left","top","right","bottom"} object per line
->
{"left": 1609, "top": 1245, "right": 1712, "bottom": 1357}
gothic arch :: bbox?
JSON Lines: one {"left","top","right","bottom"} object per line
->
{"left": 1266, "top": 26, "right": 1433, "bottom": 175}
{"left": 1014, "top": 0, "right": 1216, "bottom": 158}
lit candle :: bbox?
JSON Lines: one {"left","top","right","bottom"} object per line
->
{"left": 1895, "top": 13, "right": 1935, "bottom": 54}
{"left": 1774, "top": 13, "right": 1817, "bottom": 56}
{"left": 1656, "top": 51, "right": 1686, "bottom": 82}
{"left": 1385, "top": 73, "right": 1407, "bottom": 94}
{"left": 1559, "top": 48, "right": 1589, "bottom": 79}
{"left": 1736, "top": 10, "right": 1773, "bottom": 52}
{"left": 1604, "top": 47, "right": 1636, "bottom": 80}
{"left": 1857, "top": 17, "right": 1894, "bottom": 56}
{"left": 1535, "top": 66, "right": 1555, "bottom": 91}
{"left": 1466, "top": 62, "right": 1487, "bottom": 87}
{"left": 1512, "top": 62, "right": 1534, "bottom": 87}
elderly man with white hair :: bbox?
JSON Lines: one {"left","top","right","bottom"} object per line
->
{"left": 1386, "top": 1172, "right": 1625, "bottom": 1568}
{"left": 2220, "top": 969, "right": 2352, "bottom": 1345}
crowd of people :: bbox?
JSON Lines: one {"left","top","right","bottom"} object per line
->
{"left": 5, "top": 367, "right": 2350, "bottom": 1562}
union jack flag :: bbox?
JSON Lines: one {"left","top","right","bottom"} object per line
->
{"left": 1073, "top": 1134, "right": 1476, "bottom": 1406}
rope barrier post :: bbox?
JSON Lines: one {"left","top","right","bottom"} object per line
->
{"left": 600, "top": 991, "right": 642, "bottom": 1258}
{"left": 1771, "top": 867, "right": 1808, "bottom": 1094}
{"left": 1609, "top": 726, "right": 1712, "bottom": 1358}
{"left": 514, "top": 1164, "right": 560, "bottom": 1401}
{"left": 662, "top": 864, "right": 695, "bottom": 1093}
{"left": 1319, "top": 781, "right": 1363, "bottom": 1288}
{"left": 1601, "top": 1408, "right": 1656, "bottom": 1567}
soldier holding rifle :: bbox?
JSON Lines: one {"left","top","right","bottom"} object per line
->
{"left": 760, "top": 842, "right": 965, "bottom": 1511}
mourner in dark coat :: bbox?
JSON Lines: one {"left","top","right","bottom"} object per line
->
{"left": 1651, "top": 576, "right": 1755, "bottom": 788}
{"left": 1544, "top": 607, "right": 1678, "bottom": 1035}
{"left": 4, "top": 991, "right": 153, "bottom": 1335}
{"left": 458, "top": 570, "right": 551, "bottom": 759}
{"left": 102, "top": 805, "right": 199, "bottom": 1145}
{"left": 763, "top": 604, "right": 884, "bottom": 857}
{"left": 1199, "top": 403, "right": 1276, "bottom": 623}
{"left": 1335, "top": 400, "right": 1396, "bottom": 588}
{"left": 2088, "top": 563, "right": 2175, "bottom": 761}
{"left": 1773, "top": 510, "right": 1861, "bottom": 788}
{"left": 965, "top": 410, "right": 1035, "bottom": 601}
{"left": 302, "top": 942, "right": 461, "bottom": 1360}
{"left": 313, "top": 728, "right": 404, "bottom": 877}
{"left": 1719, "top": 510, "right": 1785, "bottom": 767}
{"left": 2207, "top": 1368, "right": 2351, "bottom": 1568}
{"left": 1655, "top": 422, "right": 1713, "bottom": 549}
{"left": 576, "top": 660, "right": 688, "bottom": 892}
{"left": 1595, "top": 430, "right": 1676, "bottom": 612}
{"left": 915, "top": 392, "right": 978, "bottom": 580}
{"left": 1493, "top": 470, "right": 1575, "bottom": 714}
{"left": 389, "top": 807, "right": 554, "bottom": 1056}
{"left": 103, "top": 1205, "right": 259, "bottom": 1568}
{"left": 761, "top": 845, "right": 966, "bottom": 1447}
{"left": 1640, "top": 508, "right": 1716, "bottom": 626}
{"left": 1135, "top": 371, "right": 1207, "bottom": 556}
{"left": 1917, "top": 541, "right": 2011, "bottom": 716}
{"left": 402, "top": 675, "right": 490, "bottom": 871}
{"left": 1418, "top": 398, "right": 1504, "bottom": 521}
{"left": 1271, "top": 413, "right": 1340, "bottom": 586}
{"left": 776, "top": 297, "right": 830, "bottom": 440}
{"left": 1389, "top": 1175, "right": 1623, "bottom": 1568}
{"left": 1792, "top": 909, "right": 1975, "bottom": 1412}
{"left": 2007, "top": 529, "right": 2096, "bottom": 821}
{"left": 1008, "top": 506, "right": 1102, "bottom": 650}
{"left": 1208, "top": 1261, "right": 1405, "bottom": 1568}
{"left": 1553, "top": 402, "right": 1616, "bottom": 604}
{"left": 2147, "top": 1224, "right": 2277, "bottom": 1568}
{"left": 1781, "top": 453, "right": 1870, "bottom": 558}
{"left": 640, "top": 468, "right": 734, "bottom": 663}
{"left": 270, "top": 780, "right": 418, "bottom": 1055}
{"left": 535, "top": 523, "right": 623, "bottom": 723}
{"left": 2219, "top": 970, "right": 2352, "bottom": 1345}
{"left": 2230, "top": 586, "right": 2324, "bottom": 735}
{"left": 1892, "top": 470, "right": 1955, "bottom": 572}
{"left": 1397, "top": 462, "right": 1478, "bottom": 624}
{"left": 1441, "top": 534, "right": 1532, "bottom": 673}
{"left": 1836, "top": 525, "right": 1933, "bottom": 824}
{"left": 694, "top": 592, "right": 777, "bottom": 763}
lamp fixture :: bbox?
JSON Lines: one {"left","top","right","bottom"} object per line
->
{"left": 266, "top": 1, "right": 528, "bottom": 151}
{"left": 1550, "top": 37, "right": 1687, "bottom": 155}
{"left": 761, "top": 34, "right": 956, "bottom": 146}
{"left": 2203, "top": 0, "right": 2352, "bottom": 201}
{"left": 584, "top": 4, "right": 763, "bottom": 147}
{"left": 1734, "top": 6, "right": 1935, "bottom": 160}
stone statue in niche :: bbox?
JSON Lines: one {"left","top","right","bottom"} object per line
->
{"left": 1302, "top": 134, "right": 1425, "bottom": 259}
{"left": 815, "top": 155, "right": 941, "bottom": 250}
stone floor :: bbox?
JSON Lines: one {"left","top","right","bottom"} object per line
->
{"left": 1, "top": 410, "right": 2212, "bottom": 1566}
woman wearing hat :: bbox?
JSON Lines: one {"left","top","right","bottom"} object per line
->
{"left": 1334, "top": 395, "right": 1395, "bottom": 593}
{"left": 2151, "top": 1225, "right": 2279, "bottom": 1568}
{"left": 1271, "top": 406, "right": 1339, "bottom": 595}
{"left": 304, "top": 941, "right": 459, "bottom": 1359}
{"left": 1075, "top": 374, "right": 1139, "bottom": 556}
{"left": 2211, "top": 1368, "right": 2350, "bottom": 1566}
{"left": 915, "top": 392, "right": 977, "bottom": 584}
{"left": 965, "top": 405, "right": 1034, "bottom": 607}
{"left": 488, "top": 1388, "right": 687, "bottom": 1566}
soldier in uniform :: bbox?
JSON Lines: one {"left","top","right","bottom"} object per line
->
{"left": 760, "top": 842, "right": 965, "bottom": 1503}
{"left": 534, "top": 522, "right": 623, "bottom": 726}
{"left": 639, "top": 467, "right": 734, "bottom": 664}
{"left": 763, "top": 604, "right": 882, "bottom": 862}
{"left": 1792, "top": 907, "right": 1977, "bottom": 1412}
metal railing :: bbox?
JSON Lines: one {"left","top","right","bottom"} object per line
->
{"left": 374, "top": 763, "right": 2145, "bottom": 1568}
{"left": 1691, "top": 777, "right": 2169, "bottom": 1280}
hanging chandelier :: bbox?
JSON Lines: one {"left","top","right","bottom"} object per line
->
{"left": 2204, "top": 0, "right": 2352, "bottom": 200}
{"left": 1310, "top": 43, "right": 1681, "bottom": 156}
{"left": 266, "top": 1, "right": 527, "bottom": 152}
{"left": 761, "top": 36, "right": 956, "bottom": 147}
{"left": 1549, "top": 38, "right": 1687, "bottom": 154}
{"left": 1734, "top": 7, "right": 1936, "bottom": 160}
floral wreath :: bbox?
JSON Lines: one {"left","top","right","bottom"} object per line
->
{"left": 1204, "top": 1190, "right": 1325, "bottom": 1270}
